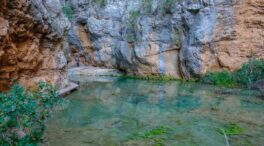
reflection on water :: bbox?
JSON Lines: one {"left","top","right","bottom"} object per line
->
{"left": 46, "top": 78, "right": 264, "bottom": 146}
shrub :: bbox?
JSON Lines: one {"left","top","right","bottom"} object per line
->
{"left": 94, "top": 0, "right": 107, "bottom": 7}
{"left": 201, "top": 71, "right": 236, "bottom": 87}
{"left": 0, "top": 82, "right": 65, "bottom": 145}
{"left": 126, "top": 10, "right": 141, "bottom": 42}
{"left": 62, "top": 1, "right": 74, "bottom": 20}
{"left": 142, "top": 0, "right": 152, "bottom": 14}
{"left": 201, "top": 59, "right": 264, "bottom": 88}
{"left": 235, "top": 59, "right": 264, "bottom": 87}
{"left": 161, "top": 0, "right": 176, "bottom": 14}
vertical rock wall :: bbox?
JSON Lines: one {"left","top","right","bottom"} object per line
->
{"left": 67, "top": 0, "right": 264, "bottom": 79}
{"left": 0, "top": 0, "right": 263, "bottom": 90}
{"left": 0, "top": 0, "right": 70, "bottom": 90}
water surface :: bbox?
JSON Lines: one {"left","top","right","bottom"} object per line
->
{"left": 46, "top": 78, "right": 264, "bottom": 146}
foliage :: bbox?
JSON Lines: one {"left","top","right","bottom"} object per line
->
{"left": 235, "top": 59, "right": 264, "bottom": 87}
{"left": 0, "top": 82, "right": 65, "bottom": 145}
{"left": 201, "top": 71, "right": 236, "bottom": 87}
{"left": 201, "top": 59, "right": 264, "bottom": 88}
{"left": 93, "top": 0, "right": 107, "bottom": 7}
{"left": 127, "top": 10, "right": 141, "bottom": 42}
{"left": 126, "top": 0, "right": 178, "bottom": 43}
{"left": 218, "top": 124, "right": 245, "bottom": 135}
{"left": 136, "top": 126, "right": 170, "bottom": 138}
{"left": 160, "top": 0, "right": 177, "bottom": 14}
{"left": 142, "top": 0, "right": 152, "bottom": 14}
{"left": 62, "top": 1, "right": 74, "bottom": 20}
{"left": 130, "top": 126, "right": 171, "bottom": 146}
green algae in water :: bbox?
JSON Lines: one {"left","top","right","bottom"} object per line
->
{"left": 130, "top": 126, "right": 171, "bottom": 139}
{"left": 218, "top": 124, "right": 245, "bottom": 135}
{"left": 45, "top": 78, "right": 264, "bottom": 146}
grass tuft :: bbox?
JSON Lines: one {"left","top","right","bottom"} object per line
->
{"left": 201, "top": 59, "right": 264, "bottom": 88}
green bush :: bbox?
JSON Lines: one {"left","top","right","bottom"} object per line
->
{"left": 142, "top": 0, "right": 152, "bottom": 14}
{"left": 201, "top": 59, "right": 264, "bottom": 88}
{"left": 62, "top": 1, "right": 74, "bottom": 20}
{"left": 94, "top": 0, "right": 107, "bottom": 7}
{"left": 0, "top": 82, "right": 65, "bottom": 145}
{"left": 161, "top": 0, "right": 176, "bottom": 14}
{"left": 127, "top": 10, "right": 141, "bottom": 42}
{"left": 201, "top": 71, "right": 236, "bottom": 87}
{"left": 235, "top": 59, "right": 264, "bottom": 87}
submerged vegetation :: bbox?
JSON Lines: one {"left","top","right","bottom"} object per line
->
{"left": 202, "top": 59, "right": 264, "bottom": 88}
{"left": 218, "top": 124, "right": 245, "bottom": 135}
{"left": 0, "top": 82, "right": 66, "bottom": 145}
{"left": 130, "top": 126, "right": 172, "bottom": 146}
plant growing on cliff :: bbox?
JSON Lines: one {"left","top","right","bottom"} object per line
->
{"left": 94, "top": 0, "right": 107, "bottom": 7}
{"left": 126, "top": 10, "right": 141, "bottom": 42}
{"left": 235, "top": 59, "right": 264, "bottom": 87}
{"left": 201, "top": 71, "right": 236, "bottom": 87}
{"left": 201, "top": 59, "right": 264, "bottom": 88}
{"left": 142, "top": 0, "right": 152, "bottom": 14}
{"left": 0, "top": 82, "right": 66, "bottom": 145}
{"left": 62, "top": 1, "right": 74, "bottom": 20}
{"left": 160, "top": 0, "right": 177, "bottom": 14}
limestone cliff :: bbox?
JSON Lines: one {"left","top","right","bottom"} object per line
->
{"left": 0, "top": 0, "right": 263, "bottom": 90}
{"left": 0, "top": 0, "right": 70, "bottom": 90}
{"left": 67, "top": 0, "right": 264, "bottom": 79}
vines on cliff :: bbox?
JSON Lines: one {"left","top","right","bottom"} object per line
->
{"left": 126, "top": 0, "right": 179, "bottom": 43}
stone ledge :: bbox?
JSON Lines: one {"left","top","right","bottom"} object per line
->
{"left": 59, "top": 82, "right": 79, "bottom": 96}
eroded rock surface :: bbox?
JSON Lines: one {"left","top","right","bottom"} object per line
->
{"left": 0, "top": 0, "right": 70, "bottom": 90}
{"left": 0, "top": 0, "right": 263, "bottom": 90}
{"left": 67, "top": 0, "right": 264, "bottom": 79}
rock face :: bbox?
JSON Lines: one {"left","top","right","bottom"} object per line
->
{"left": 67, "top": 0, "right": 264, "bottom": 79}
{"left": 0, "top": 0, "right": 263, "bottom": 90}
{"left": 0, "top": 0, "right": 70, "bottom": 90}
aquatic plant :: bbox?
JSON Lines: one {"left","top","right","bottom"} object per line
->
{"left": 218, "top": 124, "right": 245, "bottom": 135}
{"left": 153, "top": 138, "right": 166, "bottom": 146}
{"left": 130, "top": 126, "right": 171, "bottom": 146}
{"left": 217, "top": 123, "right": 245, "bottom": 146}
{"left": 0, "top": 82, "right": 66, "bottom": 145}
{"left": 131, "top": 126, "right": 171, "bottom": 139}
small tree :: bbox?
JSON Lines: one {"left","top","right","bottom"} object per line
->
{"left": 0, "top": 82, "right": 66, "bottom": 145}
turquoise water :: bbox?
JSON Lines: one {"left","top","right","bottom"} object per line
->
{"left": 46, "top": 78, "right": 264, "bottom": 146}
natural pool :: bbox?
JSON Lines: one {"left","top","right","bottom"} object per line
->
{"left": 46, "top": 78, "right": 264, "bottom": 146}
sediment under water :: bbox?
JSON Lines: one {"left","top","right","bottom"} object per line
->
{"left": 46, "top": 78, "right": 264, "bottom": 146}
